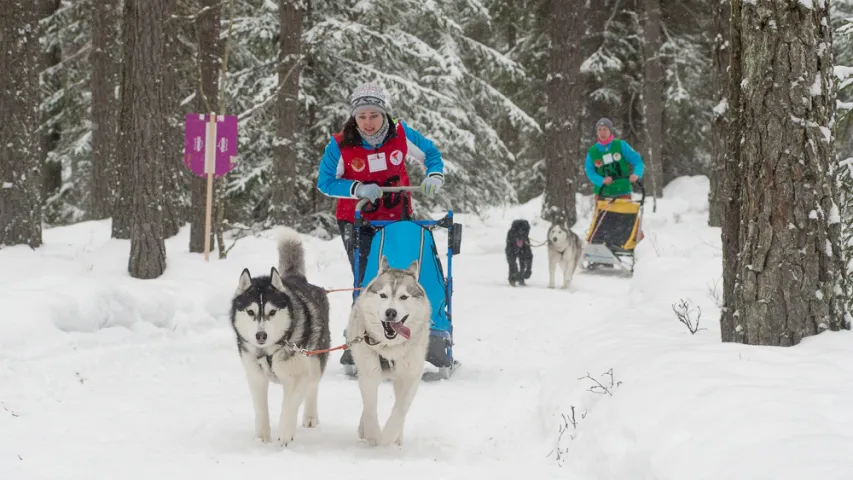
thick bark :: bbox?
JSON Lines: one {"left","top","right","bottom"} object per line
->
{"left": 0, "top": 1, "right": 42, "bottom": 248}
{"left": 90, "top": 0, "right": 121, "bottom": 219}
{"left": 708, "top": 0, "right": 730, "bottom": 228}
{"left": 124, "top": 0, "right": 171, "bottom": 278}
{"left": 541, "top": 0, "right": 583, "bottom": 227}
{"left": 720, "top": 0, "right": 743, "bottom": 343}
{"left": 721, "top": 0, "right": 848, "bottom": 345}
{"left": 189, "top": 0, "right": 221, "bottom": 253}
{"left": 269, "top": 0, "right": 303, "bottom": 224}
{"left": 642, "top": 0, "right": 664, "bottom": 199}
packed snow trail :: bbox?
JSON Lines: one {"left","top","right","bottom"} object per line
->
{"left": 5, "top": 177, "right": 853, "bottom": 479}
{"left": 0, "top": 205, "right": 630, "bottom": 480}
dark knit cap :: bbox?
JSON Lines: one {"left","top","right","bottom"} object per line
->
{"left": 595, "top": 117, "right": 614, "bottom": 132}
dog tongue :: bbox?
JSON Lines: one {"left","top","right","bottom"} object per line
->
{"left": 389, "top": 322, "right": 411, "bottom": 340}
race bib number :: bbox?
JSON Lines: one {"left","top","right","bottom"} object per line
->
{"left": 368, "top": 152, "right": 387, "bottom": 172}
{"left": 602, "top": 153, "right": 614, "bottom": 165}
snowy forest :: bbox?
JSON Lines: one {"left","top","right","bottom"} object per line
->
{"left": 6, "top": 2, "right": 853, "bottom": 475}
{"left": 3, "top": 1, "right": 853, "bottom": 343}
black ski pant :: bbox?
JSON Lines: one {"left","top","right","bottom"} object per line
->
{"left": 338, "top": 219, "right": 377, "bottom": 290}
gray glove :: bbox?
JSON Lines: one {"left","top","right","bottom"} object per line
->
{"left": 354, "top": 183, "right": 382, "bottom": 202}
{"left": 421, "top": 176, "right": 443, "bottom": 197}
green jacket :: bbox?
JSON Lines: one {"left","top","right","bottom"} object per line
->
{"left": 586, "top": 139, "right": 635, "bottom": 197}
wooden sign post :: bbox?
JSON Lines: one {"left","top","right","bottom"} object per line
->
{"left": 184, "top": 113, "right": 238, "bottom": 261}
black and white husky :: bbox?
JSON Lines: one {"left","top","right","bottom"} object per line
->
{"left": 547, "top": 223, "right": 583, "bottom": 289}
{"left": 230, "top": 228, "right": 331, "bottom": 446}
{"left": 346, "top": 256, "right": 432, "bottom": 447}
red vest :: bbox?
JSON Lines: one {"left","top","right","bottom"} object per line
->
{"left": 334, "top": 122, "right": 413, "bottom": 222}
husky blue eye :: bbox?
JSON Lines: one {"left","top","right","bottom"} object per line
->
{"left": 379, "top": 293, "right": 388, "bottom": 299}
{"left": 247, "top": 309, "right": 255, "bottom": 316}
{"left": 400, "top": 295, "right": 408, "bottom": 300}
{"left": 268, "top": 309, "right": 277, "bottom": 316}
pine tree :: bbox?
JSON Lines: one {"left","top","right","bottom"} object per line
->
{"left": 642, "top": 0, "right": 664, "bottom": 200}
{"left": 41, "top": 1, "right": 95, "bottom": 224}
{"left": 0, "top": 1, "right": 43, "bottom": 248}
{"left": 541, "top": 0, "right": 583, "bottom": 227}
{"left": 40, "top": 0, "right": 63, "bottom": 207}
{"left": 91, "top": 0, "right": 121, "bottom": 220}
{"left": 721, "top": 0, "right": 849, "bottom": 345}
{"left": 124, "top": 0, "right": 172, "bottom": 278}
{"left": 160, "top": 0, "right": 189, "bottom": 238}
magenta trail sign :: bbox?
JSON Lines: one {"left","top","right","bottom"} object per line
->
{"left": 184, "top": 113, "right": 238, "bottom": 177}
{"left": 183, "top": 112, "right": 238, "bottom": 261}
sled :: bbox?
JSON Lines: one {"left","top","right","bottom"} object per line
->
{"left": 340, "top": 186, "right": 463, "bottom": 381}
{"left": 581, "top": 181, "right": 645, "bottom": 275}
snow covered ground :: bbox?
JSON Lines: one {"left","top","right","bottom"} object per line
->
{"left": 2, "top": 176, "right": 852, "bottom": 479}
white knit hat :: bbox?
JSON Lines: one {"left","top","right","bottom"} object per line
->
{"left": 350, "top": 82, "right": 391, "bottom": 116}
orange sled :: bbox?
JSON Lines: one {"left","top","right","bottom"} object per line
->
{"left": 581, "top": 181, "right": 645, "bottom": 274}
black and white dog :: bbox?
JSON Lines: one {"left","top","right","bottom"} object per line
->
{"left": 230, "top": 228, "right": 331, "bottom": 447}
{"left": 505, "top": 219, "right": 533, "bottom": 287}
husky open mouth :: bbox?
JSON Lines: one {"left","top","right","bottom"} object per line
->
{"left": 381, "top": 314, "right": 410, "bottom": 340}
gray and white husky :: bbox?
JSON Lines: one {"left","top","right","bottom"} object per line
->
{"left": 230, "top": 228, "right": 331, "bottom": 446}
{"left": 547, "top": 223, "right": 583, "bottom": 289}
{"left": 346, "top": 256, "right": 432, "bottom": 447}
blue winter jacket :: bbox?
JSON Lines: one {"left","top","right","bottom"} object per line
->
{"left": 317, "top": 120, "right": 445, "bottom": 199}
{"left": 584, "top": 139, "right": 645, "bottom": 187}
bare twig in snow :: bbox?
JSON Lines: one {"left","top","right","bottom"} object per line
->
{"left": 549, "top": 406, "right": 583, "bottom": 463}
{"left": 672, "top": 298, "right": 706, "bottom": 334}
{"left": 601, "top": 368, "right": 622, "bottom": 389}
{"left": 579, "top": 372, "right": 613, "bottom": 396}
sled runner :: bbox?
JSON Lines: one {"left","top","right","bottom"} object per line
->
{"left": 581, "top": 181, "right": 645, "bottom": 274}
{"left": 341, "top": 186, "right": 463, "bottom": 381}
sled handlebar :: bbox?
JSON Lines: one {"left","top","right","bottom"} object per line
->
{"left": 355, "top": 186, "right": 422, "bottom": 212}
{"left": 377, "top": 186, "right": 421, "bottom": 193}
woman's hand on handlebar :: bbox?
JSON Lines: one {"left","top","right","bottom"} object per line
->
{"left": 355, "top": 183, "right": 382, "bottom": 201}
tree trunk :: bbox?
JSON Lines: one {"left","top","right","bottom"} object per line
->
{"left": 541, "top": 0, "right": 583, "bottom": 227}
{"left": 721, "top": 0, "right": 849, "bottom": 345}
{"left": 708, "top": 0, "right": 730, "bottom": 227}
{"left": 189, "top": 0, "right": 221, "bottom": 253}
{"left": 720, "top": 0, "right": 744, "bottom": 343}
{"left": 643, "top": 0, "right": 664, "bottom": 201}
{"left": 269, "top": 0, "right": 303, "bottom": 224}
{"left": 91, "top": 0, "right": 121, "bottom": 220}
{"left": 40, "top": 0, "right": 62, "bottom": 203}
{"left": 124, "top": 0, "right": 171, "bottom": 278}
{"left": 0, "top": 1, "right": 42, "bottom": 248}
